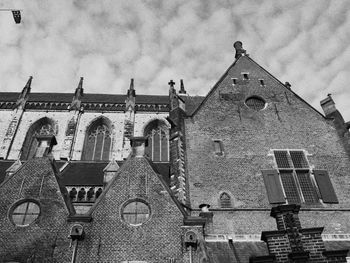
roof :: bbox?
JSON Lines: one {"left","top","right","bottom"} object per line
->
{"left": 60, "top": 160, "right": 170, "bottom": 186}
{"left": 324, "top": 241, "right": 350, "bottom": 256}
{"left": 0, "top": 91, "right": 204, "bottom": 114}
{"left": 205, "top": 241, "right": 269, "bottom": 262}
{"left": 0, "top": 160, "right": 15, "bottom": 184}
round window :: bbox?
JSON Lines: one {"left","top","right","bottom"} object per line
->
{"left": 245, "top": 96, "right": 266, "bottom": 111}
{"left": 122, "top": 200, "right": 150, "bottom": 226}
{"left": 11, "top": 200, "right": 40, "bottom": 226}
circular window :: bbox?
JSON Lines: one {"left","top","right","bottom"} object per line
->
{"left": 122, "top": 200, "right": 150, "bottom": 226}
{"left": 11, "top": 200, "right": 40, "bottom": 226}
{"left": 245, "top": 96, "right": 266, "bottom": 111}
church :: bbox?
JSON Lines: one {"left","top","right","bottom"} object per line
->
{"left": 0, "top": 41, "right": 350, "bottom": 262}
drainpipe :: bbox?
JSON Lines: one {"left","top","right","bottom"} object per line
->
{"left": 69, "top": 224, "right": 84, "bottom": 263}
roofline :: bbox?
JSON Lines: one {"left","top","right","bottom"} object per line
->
{"left": 190, "top": 56, "right": 240, "bottom": 117}
{"left": 86, "top": 156, "right": 187, "bottom": 217}
{"left": 189, "top": 55, "right": 327, "bottom": 120}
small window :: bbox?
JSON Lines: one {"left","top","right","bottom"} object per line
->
{"left": 231, "top": 78, "right": 237, "bottom": 85}
{"left": 11, "top": 200, "right": 40, "bottom": 226}
{"left": 220, "top": 193, "right": 232, "bottom": 208}
{"left": 213, "top": 140, "right": 223, "bottom": 156}
{"left": 242, "top": 73, "right": 249, "bottom": 80}
{"left": 122, "top": 200, "right": 150, "bottom": 226}
{"left": 259, "top": 79, "right": 265, "bottom": 86}
{"left": 245, "top": 96, "right": 266, "bottom": 111}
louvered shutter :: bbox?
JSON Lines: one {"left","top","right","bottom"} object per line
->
{"left": 314, "top": 170, "right": 338, "bottom": 204}
{"left": 262, "top": 170, "right": 285, "bottom": 204}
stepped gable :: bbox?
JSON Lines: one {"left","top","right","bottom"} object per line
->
{"left": 0, "top": 157, "right": 73, "bottom": 262}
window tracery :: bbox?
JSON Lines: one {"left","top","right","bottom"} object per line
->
{"left": 144, "top": 120, "right": 169, "bottom": 162}
{"left": 82, "top": 118, "right": 113, "bottom": 161}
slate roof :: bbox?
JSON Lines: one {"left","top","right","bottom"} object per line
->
{"left": 0, "top": 160, "right": 15, "bottom": 184}
{"left": 60, "top": 161, "right": 170, "bottom": 186}
{"left": 324, "top": 241, "right": 350, "bottom": 256}
{"left": 205, "top": 241, "right": 269, "bottom": 262}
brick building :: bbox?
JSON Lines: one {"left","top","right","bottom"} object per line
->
{"left": 0, "top": 41, "right": 350, "bottom": 262}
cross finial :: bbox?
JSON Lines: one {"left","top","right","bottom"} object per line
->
{"left": 168, "top": 80, "right": 175, "bottom": 88}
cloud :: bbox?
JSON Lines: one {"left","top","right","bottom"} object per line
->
{"left": 0, "top": 0, "right": 349, "bottom": 121}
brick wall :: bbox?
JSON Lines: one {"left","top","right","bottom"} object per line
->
{"left": 185, "top": 55, "right": 350, "bottom": 235}
{"left": 0, "top": 157, "right": 72, "bottom": 262}
{"left": 75, "top": 156, "right": 184, "bottom": 262}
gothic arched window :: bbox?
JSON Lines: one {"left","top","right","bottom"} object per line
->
{"left": 21, "top": 117, "right": 56, "bottom": 160}
{"left": 82, "top": 118, "right": 112, "bottom": 161}
{"left": 144, "top": 120, "right": 169, "bottom": 162}
{"left": 220, "top": 193, "right": 232, "bottom": 208}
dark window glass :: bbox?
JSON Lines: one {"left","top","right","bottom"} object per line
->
{"left": 82, "top": 119, "right": 112, "bottom": 161}
{"left": 290, "top": 151, "right": 309, "bottom": 168}
{"left": 274, "top": 151, "right": 291, "bottom": 168}
{"left": 144, "top": 120, "right": 169, "bottom": 162}
{"left": 122, "top": 201, "right": 150, "bottom": 225}
{"left": 296, "top": 171, "right": 318, "bottom": 203}
{"left": 280, "top": 171, "right": 301, "bottom": 204}
{"left": 21, "top": 118, "right": 56, "bottom": 160}
{"left": 245, "top": 97, "right": 265, "bottom": 111}
{"left": 220, "top": 193, "right": 232, "bottom": 208}
{"left": 11, "top": 201, "right": 40, "bottom": 226}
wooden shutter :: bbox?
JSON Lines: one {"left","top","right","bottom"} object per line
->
{"left": 262, "top": 170, "right": 285, "bottom": 204}
{"left": 314, "top": 170, "right": 338, "bottom": 204}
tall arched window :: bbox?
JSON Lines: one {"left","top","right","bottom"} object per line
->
{"left": 82, "top": 118, "right": 112, "bottom": 161}
{"left": 220, "top": 193, "right": 232, "bottom": 208}
{"left": 21, "top": 117, "right": 57, "bottom": 160}
{"left": 144, "top": 120, "right": 169, "bottom": 162}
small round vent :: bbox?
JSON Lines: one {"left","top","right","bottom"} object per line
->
{"left": 245, "top": 96, "right": 266, "bottom": 111}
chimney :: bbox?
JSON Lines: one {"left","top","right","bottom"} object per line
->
{"left": 320, "top": 94, "right": 338, "bottom": 117}
{"left": 233, "top": 41, "right": 247, "bottom": 59}
{"left": 34, "top": 135, "right": 57, "bottom": 158}
{"left": 199, "top": 204, "right": 213, "bottom": 234}
{"left": 130, "top": 137, "right": 148, "bottom": 157}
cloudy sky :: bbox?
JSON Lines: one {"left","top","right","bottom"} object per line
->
{"left": 1, "top": 0, "right": 350, "bottom": 120}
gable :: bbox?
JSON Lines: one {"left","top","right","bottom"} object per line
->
{"left": 75, "top": 156, "right": 185, "bottom": 262}
{"left": 0, "top": 157, "right": 72, "bottom": 261}
{"left": 191, "top": 55, "right": 325, "bottom": 122}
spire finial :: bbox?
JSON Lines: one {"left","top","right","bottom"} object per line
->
{"left": 179, "top": 79, "right": 186, "bottom": 94}
{"left": 25, "top": 76, "right": 33, "bottom": 89}
{"left": 233, "top": 41, "right": 246, "bottom": 59}
{"left": 127, "top": 78, "right": 136, "bottom": 97}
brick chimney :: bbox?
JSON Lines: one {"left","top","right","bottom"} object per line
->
{"left": 34, "top": 135, "right": 57, "bottom": 158}
{"left": 130, "top": 137, "right": 148, "bottom": 157}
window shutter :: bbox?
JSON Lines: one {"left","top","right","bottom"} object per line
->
{"left": 262, "top": 170, "right": 285, "bottom": 204}
{"left": 314, "top": 170, "right": 338, "bottom": 204}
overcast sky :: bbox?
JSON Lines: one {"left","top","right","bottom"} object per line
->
{"left": 1, "top": 0, "right": 349, "bottom": 120}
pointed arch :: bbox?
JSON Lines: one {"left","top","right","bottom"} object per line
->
{"left": 219, "top": 192, "right": 232, "bottom": 208}
{"left": 21, "top": 117, "right": 57, "bottom": 160}
{"left": 143, "top": 119, "right": 169, "bottom": 162}
{"left": 82, "top": 117, "right": 113, "bottom": 161}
